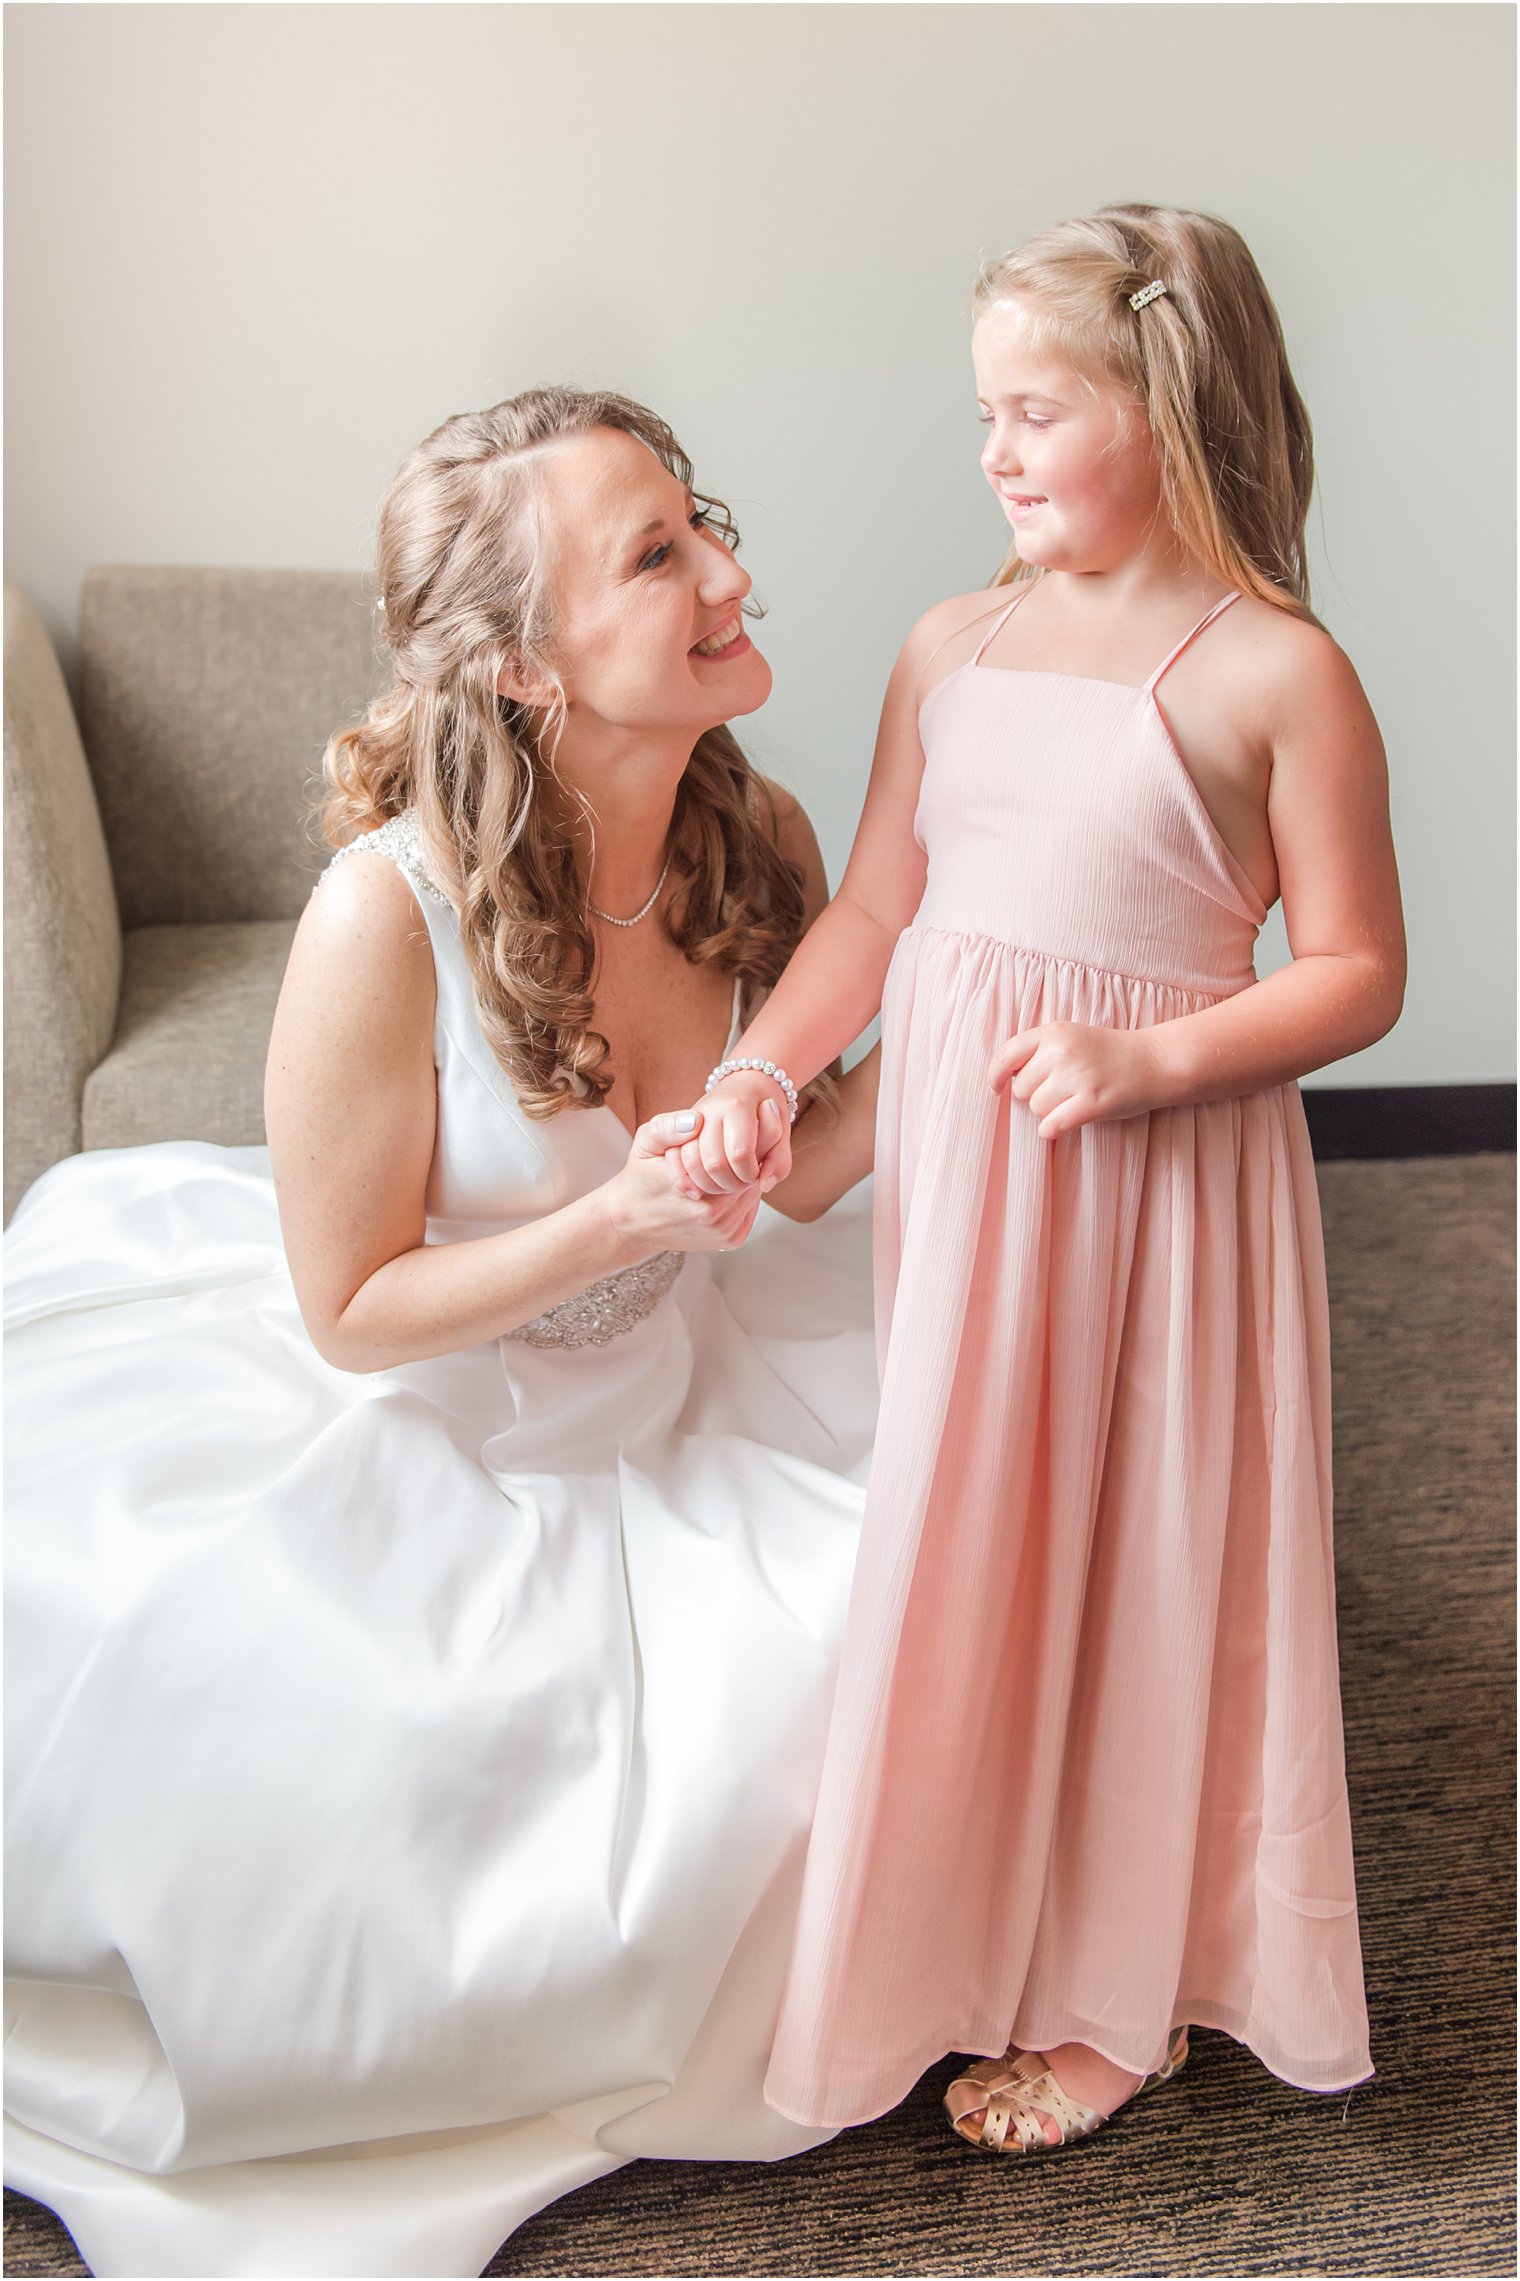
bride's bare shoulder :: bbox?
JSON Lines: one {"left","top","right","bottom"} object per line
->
{"left": 275, "top": 838, "right": 436, "bottom": 1061}
{"left": 301, "top": 831, "right": 436, "bottom": 952}
{"left": 755, "top": 773, "right": 830, "bottom": 920}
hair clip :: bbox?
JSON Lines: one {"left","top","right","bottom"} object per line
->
{"left": 1129, "top": 280, "right": 1168, "bottom": 312}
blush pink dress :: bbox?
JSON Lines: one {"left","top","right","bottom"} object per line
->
{"left": 764, "top": 588, "right": 1373, "bottom": 2130}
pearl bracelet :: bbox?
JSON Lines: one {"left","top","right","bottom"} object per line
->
{"left": 705, "top": 1056, "right": 800, "bottom": 1124}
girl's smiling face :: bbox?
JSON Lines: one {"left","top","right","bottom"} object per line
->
{"left": 524, "top": 426, "right": 771, "bottom": 742}
{"left": 972, "top": 298, "right": 1167, "bottom": 575}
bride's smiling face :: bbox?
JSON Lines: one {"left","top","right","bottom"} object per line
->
{"left": 520, "top": 427, "right": 771, "bottom": 740}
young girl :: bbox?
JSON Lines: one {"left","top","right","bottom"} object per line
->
{"left": 677, "top": 204, "right": 1403, "bottom": 2152}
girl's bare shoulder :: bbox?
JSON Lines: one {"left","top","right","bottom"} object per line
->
{"left": 1212, "top": 594, "right": 1372, "bottom": 726}
{"left": 901, "top": 586, "right": 1018, "bottom": 706}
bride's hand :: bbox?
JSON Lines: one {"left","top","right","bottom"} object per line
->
{"left": 664, "top": 1078, "right": 792, "bottom": 1198}
{"left": 600, "top": 1111, "right": 764, "bottom": 1255}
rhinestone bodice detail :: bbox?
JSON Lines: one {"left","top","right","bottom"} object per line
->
{"left": 507, "top": 1250, "right": 685, "bottom": 1349}
{"left": 321, "top": 814, "right": 685, "bottom": 1352}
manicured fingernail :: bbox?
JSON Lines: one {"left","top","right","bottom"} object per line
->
{"left": 761, "top": 1175, "right": 778, "bottom": 1192}
{"left": 673, "top": 1111, "right": 697, "bottom": 1134}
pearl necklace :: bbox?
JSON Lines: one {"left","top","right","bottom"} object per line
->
{"left": 588, "top": 857, "right": 670, "bottom": 928}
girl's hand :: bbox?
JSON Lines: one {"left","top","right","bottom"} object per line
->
{"left": 989, "top": 1022, "right": 1171, "bottom": 1139}
{"left": 602, "top": 1110, "right": 765, "bottom": 1253}
{"left": 670, "top": 1078, "right": 792, "bottom": 1197}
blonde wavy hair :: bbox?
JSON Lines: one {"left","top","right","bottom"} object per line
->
{"left": 975, "top": 204, "right": 1317, "bottom": 618}
{"left": 323, "top": 387, "right": 807, "bottom": 1119}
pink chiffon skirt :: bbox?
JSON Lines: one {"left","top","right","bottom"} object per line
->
{"left": 765, "top": 924, "right": 1373, "bottom": 2128}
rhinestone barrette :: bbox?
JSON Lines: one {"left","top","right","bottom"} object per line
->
{"left": 1129, "top": 280, "right": 1168, "bottom": 312}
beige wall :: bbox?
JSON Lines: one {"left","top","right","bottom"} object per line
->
{"left": 5, "top": 2, "right": 1513, "bottom": 1086}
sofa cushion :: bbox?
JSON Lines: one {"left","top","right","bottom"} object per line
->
{"left": 82, "top": 921, "right": 297, "bottom": 1152}
{"left": 4, "top": 585, "right": 123, "bottom": 1220}
{"left": 80, "top": 567, "right": 382, "bottom": 928}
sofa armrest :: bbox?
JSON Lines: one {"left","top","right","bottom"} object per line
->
{"left": 4, "top": 585, "right": 123, "bottom": 1221}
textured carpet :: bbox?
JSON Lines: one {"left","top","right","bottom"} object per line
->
{"left": 7, "top": 1155, "right": 1514, "bottom": 2279}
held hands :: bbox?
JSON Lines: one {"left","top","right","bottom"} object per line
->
{"left": 668, "top": 1072, "right": 793, "bottom": 1199}
{"left": 990, "top": 1021, "right": 1173, "bottom": 1138}
{"left": 602, "top": 1109, "right": 766, "bottom": 1255}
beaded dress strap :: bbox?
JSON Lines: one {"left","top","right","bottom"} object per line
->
{"left": 323, "top": 811, "right": 448, "bottom": 906}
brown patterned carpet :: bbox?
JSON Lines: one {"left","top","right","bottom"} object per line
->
{"left": 7, "top": 1155, "right": 1514, "bottom": 2279}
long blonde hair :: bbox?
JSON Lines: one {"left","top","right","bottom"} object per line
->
{"left": 975, "top": 204, "right": 1316, "bottom": 617}
{"left": 323, "top": 388, "right": 806, "bottom": 1119}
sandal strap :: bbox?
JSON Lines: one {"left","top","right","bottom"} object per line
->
{"left": 975, "top": 2052, "right": 1102, "bottom": 2150}
{"left": 944, "top": 2043, "right": 1021, "bottom": 2125}
{"left": 1008, "top": 2054, "right": 1103, "bottom": 2142}
{"left": 947, "top": 2029, "right": 1187, "bottom": 2155}
{"left": 983, "top": 2091, "right": 1048, "bottom": 2152}
{"left": 1140, "top": 2027, "right": 1190, "bottom": 2092}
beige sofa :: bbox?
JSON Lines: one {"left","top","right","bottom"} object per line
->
{"left": 4, "top": 568, "right": 382, "bottom": 1222}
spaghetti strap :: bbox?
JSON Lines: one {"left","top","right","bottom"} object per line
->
{"left": 1145, "top": 591, "right": 1241, "bottom": 693}
{"left": 970, "top": 584, "right": 1037, "bottom": 666}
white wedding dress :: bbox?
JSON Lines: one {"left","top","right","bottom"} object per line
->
{"left": 4, "top": 814, "right": 877, "bottom": 2280}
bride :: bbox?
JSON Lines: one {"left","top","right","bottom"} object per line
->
{"left": 4, "top": 388, "right": 880, "bottom": 2280}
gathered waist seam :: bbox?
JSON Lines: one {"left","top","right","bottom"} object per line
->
{"left": 905, "top": 923, "right": 1247, "bottom": 1004}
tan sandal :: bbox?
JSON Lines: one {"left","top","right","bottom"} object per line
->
{"left": 944, "top": 2026, "right": 1189, "bottom": 2154}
